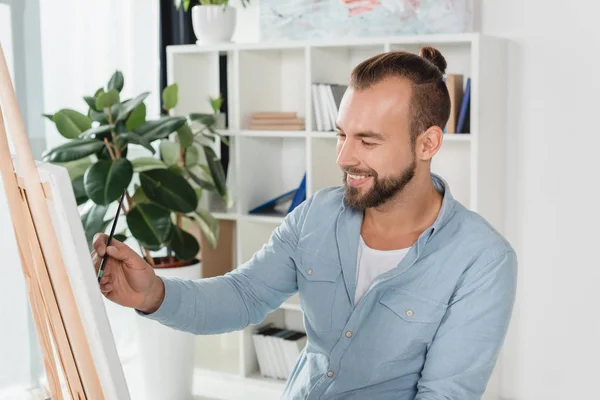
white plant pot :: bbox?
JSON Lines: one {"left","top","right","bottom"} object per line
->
{"left": 192, "top": 5, "right": 237, "bottom": 45}
{"left": 132, "top": 260, "right": 202, "bottom": 400}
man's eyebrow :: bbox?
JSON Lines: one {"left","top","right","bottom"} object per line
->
{"left": 335, "top": 125, "right": 385, "bottom": 140}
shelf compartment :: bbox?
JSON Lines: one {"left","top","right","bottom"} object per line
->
{"left": 168, "top": 51, "right": 222, "bottom": 117}
{"left": 194, "top": 333, "right": 240, "bottom": 376}
{"left": 308, "top": 137, "right": 341, "bottom": 197}
{"left": 237, "top": 48, "right": 307, "bottom": 130}
{"left": 236, "top": 219, "right": 282, "bottom": 265}
{"left": 241, "top": 309, "right": 306, "bottom": 380}
{"left": 432, "top": 141, "right": 471, "bottom": 208}
{"left": 309, "top": 44, "right": 385, "bottom": 133}
{"left": 238, "top": 136, "right": 306, "bottom": 216}
{"left": 389, "top": 42, "right": 472, "bottom": 78}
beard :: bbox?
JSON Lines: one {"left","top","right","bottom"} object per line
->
{"left": 343, "top": 158, "right": 417, "bottom": 211}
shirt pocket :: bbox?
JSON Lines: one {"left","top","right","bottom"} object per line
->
{"left": 297, "top": 251, "right": 343, "bottom": 333}
{"left": 378, "top": 289, "right": 448, "bottom": 344}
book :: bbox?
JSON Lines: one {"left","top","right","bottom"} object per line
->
{"left": 312, "top": 83, "right": 348, "bottom": 131}
{"left": 252, "top": 324, "right": 307, "bottom": 380}
{"left": 456, "top": 77, "right": 471, "bottom": 134}
{"left": 249, "top": 112, "right": 305, "bottom": 130}
{"left": 444, "top": 74, "right": 464, "bottom": 133}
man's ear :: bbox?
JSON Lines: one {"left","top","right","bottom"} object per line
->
{"left": 416, "top": 126, "right": 443, "bottom": 161}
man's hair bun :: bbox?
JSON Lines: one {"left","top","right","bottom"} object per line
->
{"left": 419, "top": 46, "right": 447, "bottom": 75}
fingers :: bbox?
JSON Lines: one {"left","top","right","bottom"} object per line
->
{"left": 100, "top": 283, "right": 113, "bottom": 294}
{"left": 92, "top": 233, "right": 108, "bottom": 256}
{"left": 105, "top": 244, "right": 133, "bottom": 263}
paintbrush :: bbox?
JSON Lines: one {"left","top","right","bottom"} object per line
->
{"left": 97, "top": 189, "right": 126, "bottom": 282}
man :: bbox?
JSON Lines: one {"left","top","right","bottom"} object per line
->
{"left": 92, "top": 47, "right": 517, "bottom": 399}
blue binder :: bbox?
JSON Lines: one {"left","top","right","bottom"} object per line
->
{"left": 248, "top": 173, "right": 307, "bottom": 216}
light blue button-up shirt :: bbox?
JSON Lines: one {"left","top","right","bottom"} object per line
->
{"left": 140, "top": 174, "right": 518, "bottom": 399}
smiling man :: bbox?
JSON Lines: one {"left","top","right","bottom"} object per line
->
{"left": 92, "top": 47, "right": 517, "bottom": 400}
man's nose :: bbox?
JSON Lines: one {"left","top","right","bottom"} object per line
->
{"left": 336, "top": 139, "right": 358, "bottom": 168}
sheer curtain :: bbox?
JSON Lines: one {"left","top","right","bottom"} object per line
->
{"left": 0, "top": 1, "right": 159, "bottom": 398}
{"left": 40, "top": 0, "right": 161, "bottom": 151}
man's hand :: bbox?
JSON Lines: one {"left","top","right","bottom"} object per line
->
{"left": 91, "top": 233, "right": 165, "bottom": 314}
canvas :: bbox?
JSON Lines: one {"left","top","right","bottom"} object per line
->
{"left": 259, "top": 0, "right": 473, "bottom": 41}
{"left": 15, "top": 156, "right": 132, "bottom": 399}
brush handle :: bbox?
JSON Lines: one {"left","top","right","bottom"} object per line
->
{"left": 97, "top": 189, "right": 126, "bottom": 282}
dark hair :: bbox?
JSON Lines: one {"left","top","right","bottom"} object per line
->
{"left": 349, "top": 46, "right": 451, "bottom": 145}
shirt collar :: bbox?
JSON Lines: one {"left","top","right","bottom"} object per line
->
{"left": 422, "top": 172, "right": 456, "bottom": 242}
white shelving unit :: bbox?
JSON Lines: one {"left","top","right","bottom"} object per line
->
{"left": 166, "top": 33, "right": 507, "bottom": 399}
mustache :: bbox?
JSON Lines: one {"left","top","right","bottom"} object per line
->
{"left": 343, "top": 169, "right": 375, "bottom": 176}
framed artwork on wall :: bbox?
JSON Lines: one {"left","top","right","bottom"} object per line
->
{"left": 260, "top": 0, "right": 474, "bottom": 41}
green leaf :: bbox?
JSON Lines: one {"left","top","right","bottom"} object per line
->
{"left": 79, "top": 124, "right": 115, "bottom": 139}
{"left": 119, "top": 132, "right": 155, "bottom": 154}
{"left": 126, "top": 102, "right": 146, "bottom": 131}
{"left": 72, "top": 175, "right": 89, "bottom": 205}
{"left": 209, "top": 95, "right": 222, "bottom": 113}
{"left": 177, "top": 123, "right": 193, "bottom": 149}
{"left": 187, "top": 168, "right": 216, "bottom": 191}
{"left": 84, "top": 96, "right": 98, "bottom": 111}
{"left": 113, "top": 233, "right": 128, "bottom": 243}
{"left": 115, "top": 92, "right": 150, "bottom": 123}
{"left": 42, "top": 139, "right": 105, "bottom": 163}
{"left": 193, "top": 208, "right": 219, "bottom": 249}
{"left": 96, "top": 89, "right": 120, "bottom": 110}
{"left": 126, "top": 203, "right": 173, "bottom": 251}
{"left": 42, "top": 113, "right": 55, "bottom": 122}
{"left": 89, "top": 109, "right": 109, "bottom": 124}
{"left": 108, "top": 71, "right": 124, "bottom": 92}
{"left": 55, "top": 156, "right": 93, "bottom": 180}
{"left": 135, "top": 116, "right": 187, "bottom": 142}
{"left": 185, "top": 145, "right": 199, "bottom": 167}
{"left": 159, "top": 140, "right": 179, "bottom": 166}
{"left": 81, "top": 203, "right": 110, "bottom": 249}
{"left": 140, "top": 168, "right": 197, "bottom": 213}
{"left": 131, "top": 157, "right": 167, "bottom": 173}
{"left": 54, "top": 109, "right": 92, "bottom": 139}
{"left": 83, "top": 159, "right": 133, "bottom": 205}
{"left": 194, "top": 187, "right": 203, "bottom": 204}
{"left": 162, "top": 83, "right": 178, "bottom": 110}
{"left": 203, "top": 145, "right": 227, "bottom": 197}
{"left": 189, "top": 113, "right": 216, "bottom": 126}
{"left": 132, "top": 184, "right": 151, "bottom": 204}
{"left": 183, "top": 0, "right": 191, "bottom": 11}
{"left": 169, "top": 224, "right": 199, "bottom": 261}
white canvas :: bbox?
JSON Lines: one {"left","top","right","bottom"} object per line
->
{"left": 13, "top": 155, "right": 131, "bottom": 400}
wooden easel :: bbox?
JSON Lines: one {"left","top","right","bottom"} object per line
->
{"left": 0, "top": 44, "right": 105, "bottom": 399}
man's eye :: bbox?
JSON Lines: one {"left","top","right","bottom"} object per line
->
{"left": 362, "top": 141, "right": 376, "bottom": 147}
{"left": 336, "top": 132, "right": 345, "bottom": 139}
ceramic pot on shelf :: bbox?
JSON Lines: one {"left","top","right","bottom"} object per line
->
{"left": 191, "top": 5, "right": 237, "bottom": 45}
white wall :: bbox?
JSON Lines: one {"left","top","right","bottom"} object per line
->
{"left": 482, "top": 1, "right": 600, "bottom": 399}
{"left": 232, "top": 1, "right": 600, "bottom": 399}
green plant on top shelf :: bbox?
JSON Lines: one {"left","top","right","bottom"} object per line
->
{"left": 41, "top": 71, "right": 231, "bottom": 267}
{"left": 173, "top": 0, "right": 251, "bottom": 12}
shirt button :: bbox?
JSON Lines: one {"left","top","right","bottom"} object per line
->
{"left": 327, "top": 370, "right": 334, "bottom": 378}
{"left": 307, "top": 268, "right": 313, "bottom": 275}
{"left": 406, "top": 309, "right": 414, "bottom": 318}
{"left": 345, "top": 330, "right": 353, "bottom": 338}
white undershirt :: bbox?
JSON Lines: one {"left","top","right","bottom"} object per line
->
{"left": 354, "top": 236, "right": 411, "bottom": 306}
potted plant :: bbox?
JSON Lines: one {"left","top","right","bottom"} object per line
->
{"left": 42, "top": 71, "right": 229, "bottom": 265}
{"left": 173, "top": 0, "right": 251, "bottom": 44}
{"left": 41, "top": 70, "right": 231, "bottom": 400}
